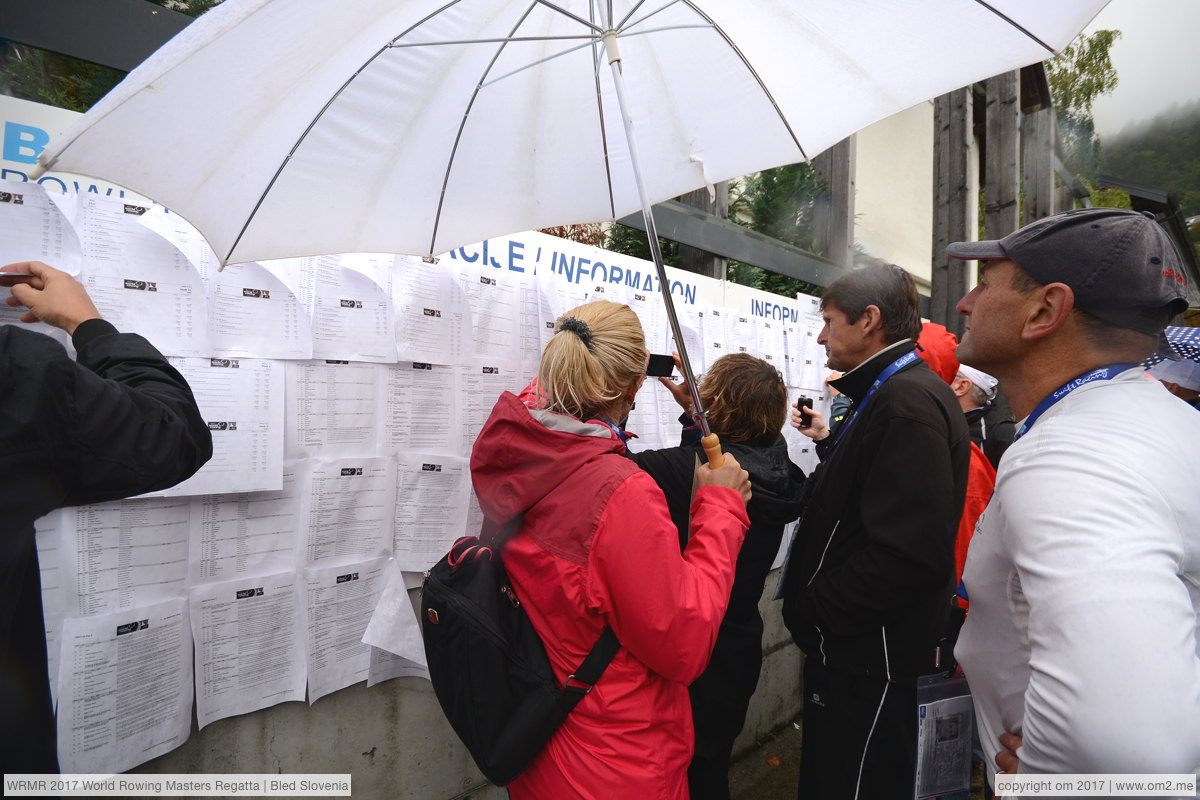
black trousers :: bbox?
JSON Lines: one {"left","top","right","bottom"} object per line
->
{"left": 797, "top": 658, "right": 917, "bottom": 800}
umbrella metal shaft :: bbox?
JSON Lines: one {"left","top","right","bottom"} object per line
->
{"left": 604, "top": 33, "right": 712, "bottom": 442}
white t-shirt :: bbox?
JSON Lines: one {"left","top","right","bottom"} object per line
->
{"left": 956, "top": 367, "right": 1200, "bottom": 779}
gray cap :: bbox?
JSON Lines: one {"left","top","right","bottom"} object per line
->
{"left": 947, "top": 208, "right": 1189, "bottom": 336}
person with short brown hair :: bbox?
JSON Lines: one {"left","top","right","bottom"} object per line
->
{"left": 634, "top": 353, "right": 805, "bottom": 800}
{"left": 781, "top": 263, "right": 970, "bottom": 799}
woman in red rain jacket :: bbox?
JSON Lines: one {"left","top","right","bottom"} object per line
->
{"left": 470, "top": 300, "right": 751, "bottom": 800}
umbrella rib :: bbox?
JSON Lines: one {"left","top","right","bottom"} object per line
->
{"left": 478, "top": 24, "right": 713, "bottom": 88}
{"left": 970, "top": 0, "right": 1056, "bottom": 54}
{"left": 389, "top": 34, "right": 598, "bottom": 47}
{"left": 429, "top": 2, "right": 542, "bottom": 255}
{"left": 224, "top": 0, "right": 470, "bottom": 263}
{"left": 620, "top": 0, "right": 685, "bottom": 34}
{"left": 677, "top": 0, "right": 808, "bottom": 162}
{"left": 535, "top": 0, "right": 604, "bottom": 33}
{"left": 480, "top": 38, "right": 600, "bottom": 89}
{"left": 588, "top": 0, "right": 618, "bottom": 221}
{"left": 616, "top": 0, "right": 651, "bottom": 31}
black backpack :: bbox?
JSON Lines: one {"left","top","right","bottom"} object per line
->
{"left": 420, "top": 520, "right": 620, "bottom": 786}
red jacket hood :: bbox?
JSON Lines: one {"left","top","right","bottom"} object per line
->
{"left": 470, "top": 391, "right": 627, "bottom": 526}
{"left": 917, "top": 321, "right": 960, "bottom": 386}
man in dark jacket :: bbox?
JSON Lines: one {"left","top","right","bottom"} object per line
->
{"left": 1, "top": 261, "right": 213, "bottom": 774}
{"left": 780, "top": 264, "right": 970, "bottom": 798}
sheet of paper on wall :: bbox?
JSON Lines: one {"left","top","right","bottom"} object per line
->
{"left": 309, "top": 254, "right": 397, "bottom": 362}
{"left": 56, "top": 597, "right": 193, "bottom": 773}
{"left": 297, "top": 457, "right": 397, "bottom": 565}
{"left": 138, "top": 205, "right": 219, "bottom": 293}
{"left": 392, "top": 254, "right": 469, "bottom": 363}
{"left": 465, "top": 489, "right": 485, "bottom": 543}
{"left": 285, "top": 360, "right": 382, "bottom": 459}
{"left": 756, "top": 316, "right": 786, "bottom": 375}
{"left": 624, "top": 287, "right": 672, "bottom": 355}
{"left": 36, "top": 512, "right": 66, "bottom": 708}
{"left": 797, "top": 321, "right": 826, "bottom": 390}
{"left": 673, "top": 302, "right": 707, "bottom": 376}
{"left": 654, "top": 380, "right": 688, "bottom": 451}
{"left": 781, "top": 317, "right": 802, "bottom": 388}
{"left": 259, "top": 256, "right": 316, "bottom": 314}
{"left": 701, "top": 306, "right": 729, "bottom": 372}
{"left": 0, "top": 182, "right": 82, "bottom": 348}
{"left": 0, "top": 181, "right": 82, "bottom": 271}
{"left": 361, "top": 559, "right": 427, "bottom": 667}
{"left": 379, "top": 361, "right": 460, "bottom": 455}
{"left": 584, "top": 279, "right": 628, "bottom": 307}
{"left": 782, "top": 396, "right": 822, "bottom": 477}
{"left": 726, "top": 308, "right": 758, "bottom": 359}
{"left": 72, "top": 194, "right": 210, "bottom": 357}
{"left": 189, "top": 571, "right": 306, "bottom": 729}
{"left": 535, "top": 267, "right": 589, "bottom": 351}
{"left": 146, "top": 357, "right": 284, "bottom": 497}
{"left": 304, "top": 556, "right": 388, "bottom": 703}
{"left": 457, "top": 260, "right": 524, "bottom": 361}
{"left": 625, "top": 379, "right": 665, "bottom": 451}
{"left": 392, "top": 454, "right": 471, "bottom": 571}
{"left": 209, "top": 261, "right": 314, "bottom": 360}
{"left": 62, "top": 496, "right": 191, "bottom": 617}
{"left": 187, "top": 463, "right": 301, "bottom": 585}
{"left": 460, "top": 361, "right": 534, "bottom": 452}
{"left": 367, "top": 648, "right": 430, "bottom": 687}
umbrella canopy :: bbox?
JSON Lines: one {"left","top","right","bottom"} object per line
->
{"left": 36, "top": 0, "right": 1109, "bottom": 266}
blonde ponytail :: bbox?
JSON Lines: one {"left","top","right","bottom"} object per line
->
{"left": 537, "top": 301, "right": 646, "bottom": 420}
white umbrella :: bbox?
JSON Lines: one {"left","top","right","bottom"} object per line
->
{"left": 34, "top": 0, "right": 1108, "bottom": 451}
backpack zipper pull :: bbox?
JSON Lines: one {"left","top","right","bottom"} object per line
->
{"left": 501, "top": 584, "right": 520, "bottom": 607}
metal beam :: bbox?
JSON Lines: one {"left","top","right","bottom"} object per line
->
{"left": 1, "top": 0, "right": 191, "bottom": 72}
{"left": 617, "top": 200, "right": 847, "bottom": 289}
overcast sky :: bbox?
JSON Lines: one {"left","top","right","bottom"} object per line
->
{"left": 1084, "top": 0, "right": 1200, "bottom": 138}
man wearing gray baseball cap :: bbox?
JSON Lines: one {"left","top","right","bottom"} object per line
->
{"left": 948, "top": 208, "right": 1200, "bottom": 786}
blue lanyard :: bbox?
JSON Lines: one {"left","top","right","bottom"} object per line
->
{"left": 593, "top": 418, "right": 630, "bottom": 445}
{"left": 1013, "top": 363, "right": 1138, "bottom": 441}
{"left": 826, "top": 349, "right": 920, "bottom": 453}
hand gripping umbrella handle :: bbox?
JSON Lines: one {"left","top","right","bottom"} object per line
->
{"left": 701, "top": 433, "right": 724, "bottom": 468}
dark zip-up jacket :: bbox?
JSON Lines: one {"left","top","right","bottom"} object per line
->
{"left": 1, "top": 321, "right": 213, "bottom": 773}
{"left": 633, "top": 432, "right": 805, "bottom": 768}
{"left": 781, "top": 340, "right": 969, "bottom": 683}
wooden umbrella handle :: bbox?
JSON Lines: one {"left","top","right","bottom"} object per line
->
{"left": 701, "top": 432, "right": 724, "bottom": 468}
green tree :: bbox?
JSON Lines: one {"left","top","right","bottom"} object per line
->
{"left": 146, "top": 0, "right": 224, "bottom": 18}
{"left": 726, "top": 163, "right": 824, "bottom": 297}
{"left": 601, "top": 163, "right": 826, "bottom": 297}
{"left": 0, "top": 42, "right": 124, "bottom": 112}
{"left": 1045, "top": 29, "right": 1121, "bottom": 182}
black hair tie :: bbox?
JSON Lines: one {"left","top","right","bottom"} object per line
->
{"left": 558, "top": 317, "right": 594, "bottom": 350}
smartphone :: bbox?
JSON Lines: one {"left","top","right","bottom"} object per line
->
{"left": 647, "top": 353, "right": 675, "bottom": 377}
{"left": 796, "top": 395, "right": 813, "bottom": 428}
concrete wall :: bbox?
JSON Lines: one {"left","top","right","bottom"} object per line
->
{"left": 135, "top": 574, "right": 804, "bottom": 800}
{"left": 854, "top": 101, "right": 937, "bottom": 288}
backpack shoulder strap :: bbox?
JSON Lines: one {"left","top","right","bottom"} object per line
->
{"left": 557, "top": 625, "right": 620, "bottom": 708}
{"left": 572, "top": 626, "right": 619, "bottom": 685}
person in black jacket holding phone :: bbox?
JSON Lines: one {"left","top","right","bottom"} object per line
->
{"left": 633, "top": 353, "right": 806, "bottom": 800}
{"left": 0, "top": 261, "right": 213, "bottom": 774}
{"left": 781, "top": 264, "right": 969, "bottom": 799}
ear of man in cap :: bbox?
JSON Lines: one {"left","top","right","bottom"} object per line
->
{"left": 947, "top": 208, "right": 1188, "bottom": 336}
{"left": 956, "top": 365, "right": 998, "bottom": 401}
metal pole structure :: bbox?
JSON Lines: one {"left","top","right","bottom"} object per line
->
{"left": 601, "top": 29, "right": 724, "bottom": 466}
